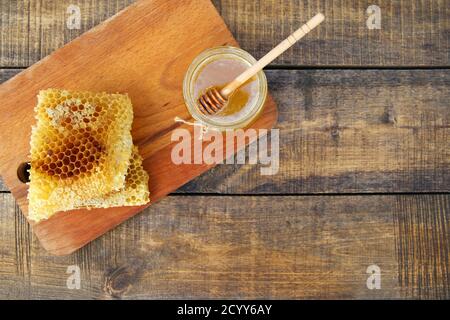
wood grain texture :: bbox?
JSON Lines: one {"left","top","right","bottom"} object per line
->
{"left": 1, "top": 68, "right": 449, "bottom": 194}
{"left": 0, "top": 0, "right": 136, "bottom": 67}
{"left": 0, "top": 193, "right": 448, "bottom": 299}
{"left": 394, "top": 195, "right": 449, "bottom": 299}
{"left": 0, "top": 0, "right": 36, "bottom": 67}
{"left": 1, "top": 0, "right": 448, "bottom": 67}
{"left": 0, "top": 0, "right": 277, "bottom": 255}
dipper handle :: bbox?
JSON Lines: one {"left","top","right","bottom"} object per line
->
{"left": 220, "top": 13, "right": 325, "bottom": 97}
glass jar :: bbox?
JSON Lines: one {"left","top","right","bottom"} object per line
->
{"left": 183, "top": 47, "right": 267, "bottom": 131}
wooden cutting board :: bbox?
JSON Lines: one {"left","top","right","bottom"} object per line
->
{"left": 0, "top": 0, "right": 278, "bottom": 255}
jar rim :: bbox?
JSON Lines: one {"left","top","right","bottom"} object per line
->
{"left": 183, "top": 46, "right": 267, "bottom": 131}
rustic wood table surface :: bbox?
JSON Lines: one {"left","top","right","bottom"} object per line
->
{"left": 0, "top": 0, "right": 449, "bottom": 299}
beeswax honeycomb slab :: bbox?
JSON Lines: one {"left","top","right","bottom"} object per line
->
{"left": 28, "top": 89, "right": 135, "bottom": 221}
{"left": 0, "top": 0, "right": 278, "bottom": 255}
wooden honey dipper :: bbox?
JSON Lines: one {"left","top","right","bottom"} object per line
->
{"left": 197, "top": 13, "right": 325, "bottom": 115}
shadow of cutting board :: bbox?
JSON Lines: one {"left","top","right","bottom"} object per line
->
{"left": 0, "top": 0, "right": 278, "bottom": 255}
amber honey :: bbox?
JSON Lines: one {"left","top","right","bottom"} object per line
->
{"left": 209, "top": 75, "right": 258, "bottom": 116}
{"left": 220, "top": 86, "right": 250, "bottom": 116}
{"left": 193, "top": 57, "right": 259, "bottom": 121}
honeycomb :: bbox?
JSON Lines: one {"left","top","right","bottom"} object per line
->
{"left": 27, "top": 89, "right": 149, "bottom": 221}
{"left": 70, "top": 146, "right": 150, "bottom": 210}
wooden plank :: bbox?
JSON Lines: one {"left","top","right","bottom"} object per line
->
{"left": 1, "top": 68, "right": 449, "bottom": 194}
{"left": 1, "top": 0, "right": 448, "bottom": 67}
{"left": 0, "top": 193, "right": 448, "bottom": 299}
{"left": 181, "top": 69, "right": 450, "bottom": 194}
{"left": 219, "top": 0, "right": 449, "bottom": 66}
